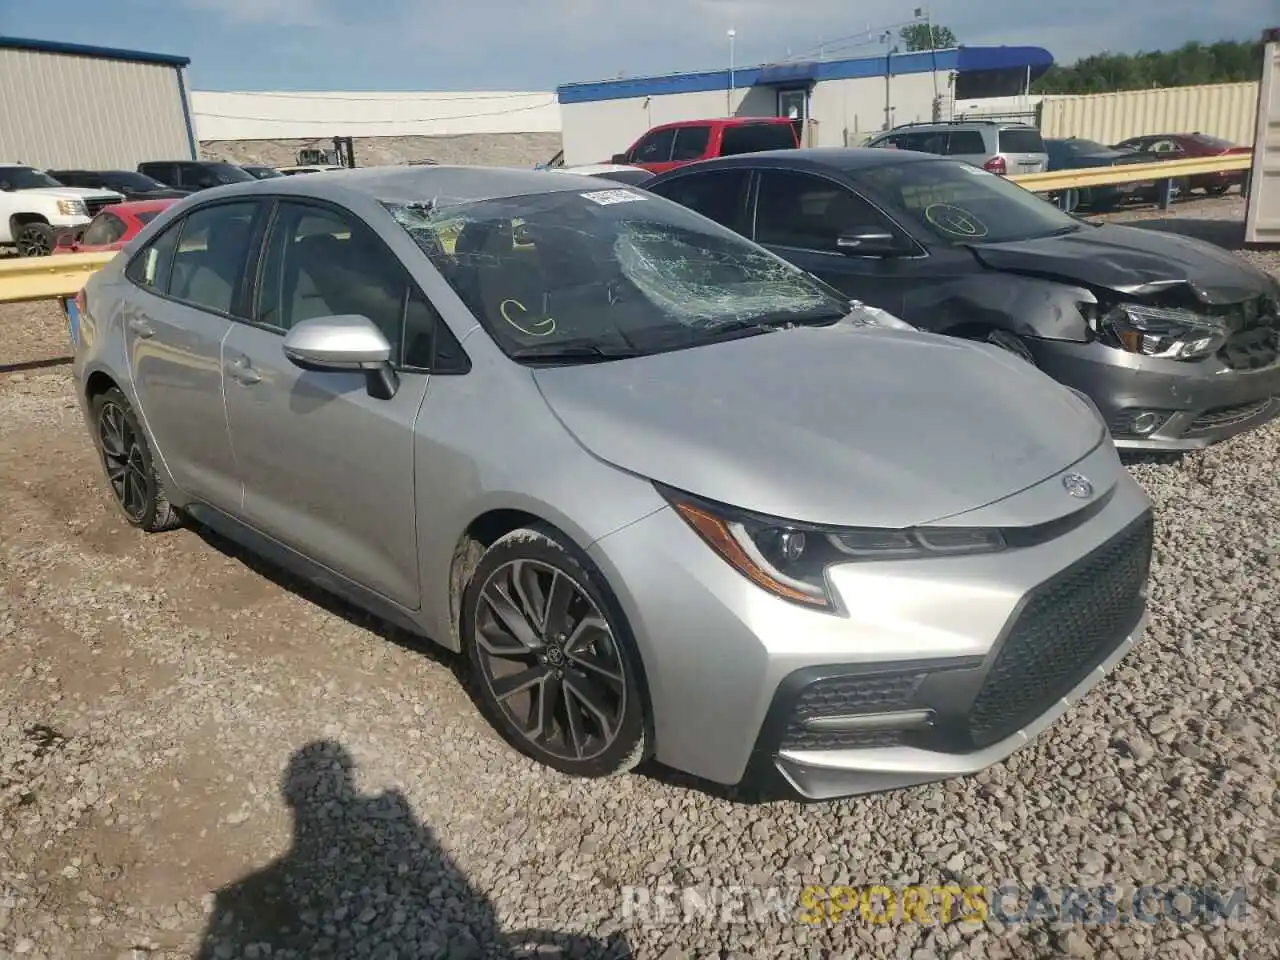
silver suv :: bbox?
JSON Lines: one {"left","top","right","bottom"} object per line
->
{"left": 865, "top": 121, "right": 1049, "bottom": 176}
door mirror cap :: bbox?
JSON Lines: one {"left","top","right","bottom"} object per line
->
{"left": 611, "top": 153, "right": 629, "bottom": 164}
{"left": 282, "top": 314, "right": 392, "bottom": 370}
{"left": 836, "top": 230, "right": 903, "bottom": 256}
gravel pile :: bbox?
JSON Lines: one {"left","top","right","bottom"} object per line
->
{"left": 0, "top": 198, "right": 1277, "bottom": 959}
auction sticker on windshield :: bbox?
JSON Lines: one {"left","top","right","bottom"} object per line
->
{"left": 581, "top": 189, "right": 645, "bottom": 205}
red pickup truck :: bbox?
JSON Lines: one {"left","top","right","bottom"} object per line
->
{"left": 611, "top": 117, "right": 800, "bottom": 174}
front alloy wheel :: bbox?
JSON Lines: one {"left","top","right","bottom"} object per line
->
{"left": 15, "top": 222, "right": 54, "bottom": 257}
{"left": 464, "top": 529, "right": 647, "bottom": 777}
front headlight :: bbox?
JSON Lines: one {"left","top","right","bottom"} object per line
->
{"left": 1098, "top": 303, "right": 1227, "bottom": 361}
{"left": 660, "top": 486, "right": 1006, "bottom": 612}
{"left": 846, "top": 299, "right": 917, "bottom": 331}
{"left": 56, "top": 199, "right": 88, "bottom": 217}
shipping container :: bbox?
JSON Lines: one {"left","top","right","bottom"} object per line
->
{"left": 1245, "top": 30, "right": 1279, "bottom": 245}
{"left": 1040, "top": 82, "right": 1259, "bottom": 146}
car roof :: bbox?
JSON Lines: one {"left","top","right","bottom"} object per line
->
{"left": 651, "top": 117, "right": 794, "bottom": 131}
{"left": 200, "top": 163, "right": 620, "bottom": 207}
{"left": 649, "top": 147, "right": 940, "bottom": 176}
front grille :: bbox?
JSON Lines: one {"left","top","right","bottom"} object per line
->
{"left": 780, "top": 670, "right": 925, "bottom": 751}
{"left": 84, "top": 196, "right": 118, "bottom": 217}
{"left": 1218, "top": 326, "right": 1280, "bottom": 371}
{"left": 967, "top": 512, "right": 1153, "bottom": 749}
{"left": 1188, "top": 398, "right": 1275, "bottom": 432}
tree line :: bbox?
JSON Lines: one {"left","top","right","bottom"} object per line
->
{"left": 897, "top": 25, "right": 1264, "bottom": 94}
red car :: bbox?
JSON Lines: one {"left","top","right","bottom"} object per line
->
{"left": 611, "top": 117, "right": 800, "bottom": 174}
{"left": 1110, "top": 132, "right": 1251, "bottom": 196}
{"left": 52, "top": 198, "right": 178, "bottom": 254}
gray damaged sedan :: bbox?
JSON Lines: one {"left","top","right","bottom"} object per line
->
{"left": 70, "top": 166, "right": 1154, "bottom": 800}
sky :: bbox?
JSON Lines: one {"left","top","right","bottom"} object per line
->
{"left": 3, "top": 0, "right": 1272, "bottom": 92}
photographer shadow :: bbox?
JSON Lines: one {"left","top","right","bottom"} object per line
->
{"left": 196, "top": 739, "right": 630, "bottom": 959}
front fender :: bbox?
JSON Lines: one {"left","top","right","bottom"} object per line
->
{"left": 908, "top": 273, "right": 1094, "bottom": 342}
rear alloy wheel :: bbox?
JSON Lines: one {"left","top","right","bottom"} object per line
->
{"left": 91, "top": 388, "right": 182, "bottom": 532}
{"left": 15, "top": 222, "right": 55, "bottom": 257}
{"left": 983, "top": 329, "right": 1037, "bottom": 365}
{"left": 463, "top": 527, "right": 648, "bottom": 777}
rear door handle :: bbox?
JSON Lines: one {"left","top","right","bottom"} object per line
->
{"left": 228, "top": 356, "right": 261, "bottom": 384}
{"left": 127, "top": 317, "right": 154, "bottom": 338}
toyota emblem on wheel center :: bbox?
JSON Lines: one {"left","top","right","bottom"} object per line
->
{"left": 1062, "top": 473, "right": 1093, "bottom": 498}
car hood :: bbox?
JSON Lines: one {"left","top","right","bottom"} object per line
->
{"left": 532, "top": 324, "right": 1104, "bottom": 529}
{"left": 18, "top": 186, "right": 122, "bottom": 201}
{"left": 968, "top": 223, "right": 1273, "bottom": 304}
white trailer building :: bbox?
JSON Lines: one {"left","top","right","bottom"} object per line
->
{"left": 556, "top": 45, "right": 1053, "bottom": 165}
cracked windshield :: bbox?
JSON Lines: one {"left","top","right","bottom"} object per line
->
{"left": 387, "top": 188, "right": 848, "bottom": 361}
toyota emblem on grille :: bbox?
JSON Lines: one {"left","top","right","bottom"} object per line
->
{"left": 1062, "top": 473, "right": 1093, "bottom": 499}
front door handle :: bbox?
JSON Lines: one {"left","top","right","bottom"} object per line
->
{"left": 127, "top": 317, "right": 154, "bottom": 338}
{"left": 228, "top": 357, "right": 261, "bottom": 384}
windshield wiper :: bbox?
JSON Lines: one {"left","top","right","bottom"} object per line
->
{"left": 507, "top": 341, "right": 642, "bottom": 364}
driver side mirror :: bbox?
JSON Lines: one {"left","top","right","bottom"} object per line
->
{"left": 611, "top": 153, "right": 629, "bottom": 164}
{"left": 835, "top": 229, "right": 905, "bottom": 257}
{"left": 282, "top": 314, "right": 400, "bottom": 399}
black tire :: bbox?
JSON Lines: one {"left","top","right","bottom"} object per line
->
{"left": 1205, "top": 182, "right": 1231, "bottom": 197}
{"left": 15, "top": 221, "right": 55, "bottom": 257}
{"left": 462, "top": 525, "right": 649, "bottom": 778}
{"left": 90, "top": 388, "right": 182, "bottom": 532}
{"left": 982, "top": 329, "right": 1037, "bottom": 365}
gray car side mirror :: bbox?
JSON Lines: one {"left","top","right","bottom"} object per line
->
{"left": 282, "top": 314, "right": 399, "bottom": 399}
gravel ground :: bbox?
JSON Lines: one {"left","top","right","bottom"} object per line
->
{"left": 0, "top": 196, "right": 1277, "bottom": 959}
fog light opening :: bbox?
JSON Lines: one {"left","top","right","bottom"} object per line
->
{"left": 1129, "top": 411, "right": 1162, "bottom": 435}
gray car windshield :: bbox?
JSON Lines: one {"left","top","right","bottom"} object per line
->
{"left": 385, "top": 187, "right": 847, "bottom": 361}
{"left": 858, "top": 159, "right": 1082, "bottom": 244}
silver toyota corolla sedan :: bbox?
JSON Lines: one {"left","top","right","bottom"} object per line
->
{"left": 70, "top": 166, "right": 1154, "bottom": 801}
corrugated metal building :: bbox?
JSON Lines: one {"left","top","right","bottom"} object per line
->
{"left": 1039, "top": 82, "right": 1260, "bottom": 146}
{"left": 555, "top": 46, "right": 1054, "bottom": 165}
{"left": 0, "top": 36, "right": 197, "bottom": 169}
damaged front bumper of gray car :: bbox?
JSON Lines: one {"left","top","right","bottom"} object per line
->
{"left": 1027, "top": 295, "right": 1280, "bottom": 450}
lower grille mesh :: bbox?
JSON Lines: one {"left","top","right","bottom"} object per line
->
{"left": 967, "top": 512, "right": 1153, "bottom": 748}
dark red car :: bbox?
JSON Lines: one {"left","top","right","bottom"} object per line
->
{"left": 611, "top": 117, "right": 800, "bottom": 174}
{"left": 1110, "top": 132, "right": 1251, "bottom": 196}
{"left": 52, "top": 198, "right": 178, "bottom": 254}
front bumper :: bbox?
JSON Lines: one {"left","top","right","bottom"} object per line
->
{"left": 588, "top": 443, "right": 1153, "bottom": 798}
{"left": 1027, "top": 337, "right": 1280, "bottom": 450}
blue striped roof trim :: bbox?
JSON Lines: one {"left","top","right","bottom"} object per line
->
{"left": 557, "top": 46, "right": 1052, "bottom": 104}
{"left": 0, "top": 35, "right": 190, "bottom": 68}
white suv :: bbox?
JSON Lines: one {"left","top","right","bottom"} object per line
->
{"left": 0, "top": 164, "right": 124, "bottom": 256}
{"left": 864, "top": 122, "right": 1049, "bottom": 177}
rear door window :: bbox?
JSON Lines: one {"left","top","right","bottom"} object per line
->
{"left": 125, "top": 220, "right": 182, "bottom": 293}
{"left": 647, "top": 169, "right": 750, "bottom": 230}
{"left": 719, "top": 124, "right": 797, "bottom": 156}
{"left": 671, "top": 125, "right": 712, "bottom": 161}
{"left": 946, "top": 130, "right": 988, "bottom": 155}
{"left": 998, "top": 129, "right": 1045, "bottom": 153}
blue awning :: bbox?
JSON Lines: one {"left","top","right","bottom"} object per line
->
{"left": 955, "top": 45, "right": 1053, "bottom": 73}
{"left": 755, "top": 61, "right": 819, "bottom": 85}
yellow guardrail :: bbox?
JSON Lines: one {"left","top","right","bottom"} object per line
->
{"left": 1008, "top": 152, "right": 1252, "bottom": 193}
{"left": 0, "top": 251, "right": 118, "bottom": 304}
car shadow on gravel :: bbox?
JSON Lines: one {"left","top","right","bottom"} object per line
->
{"left": 196, "top": 740, "right": 633, "bottom": 959}
{"left": 188, "top": 522, "right": 462, "bottom": 673}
